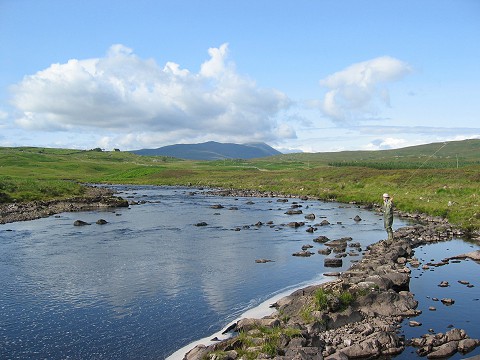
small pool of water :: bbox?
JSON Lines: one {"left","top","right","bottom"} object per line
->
{"left": 396, "top": 239, "right": 480, "bottom": 359}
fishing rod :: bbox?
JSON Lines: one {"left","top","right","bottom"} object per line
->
{"left": 402, "top": 141, "right": 448, "bottom": 187}
{"left": 386, "top": 141, "right": 449, "bottom": 200}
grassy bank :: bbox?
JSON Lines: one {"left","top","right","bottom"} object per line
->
{"left": 1, "top": 141, "right": 479, "bottom": 231}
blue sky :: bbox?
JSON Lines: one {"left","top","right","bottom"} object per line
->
{"left": 1, "top": 0, "right": 479, "bottom": 153}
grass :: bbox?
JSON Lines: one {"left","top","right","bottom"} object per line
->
{"left": 213, "top": 325, "right": 302, "bottom": 359}
{"left": 0, "top": 141, "right": 479, "bottom": 230}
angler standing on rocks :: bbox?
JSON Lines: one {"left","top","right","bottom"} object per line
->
{"left": 383, "top": 193, "right": 394, "bottom": 241}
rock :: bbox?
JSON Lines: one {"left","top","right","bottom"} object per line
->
{"left": 325, "top": 239, "right": 348, "bottom": 247}
{"left": 324, "top": 258, "right": 343, "bottom": 267}
{"left": 301, "top": 244, "right": 313, "bottom": 250}
{"left": 313, "top": 235, "right": 330, "bottom": 243}
{"left": 458, "top": 338, "right": 480, "bottom": 353}
{"left": 319, "top": 219, "right": 330, "bottom": 226}
{"left": 285, "top": 209, "right": 303, "bottom": 215}
{"left": 458, "top": 280, "right": 470, "bottom": 285}
{"left": 255, "top": 259, "right": 274, "bottom": 263}
{"left": 288, "top": 221, "right": 304, "bottom": 227}
{"left": 446, "top": 328, "right": 466, "bottom": 342}
{"left": 210, "top": 204, "right": 224, "bottom": 209}
{"left": 441, "top": 298, "right": 455, "bottom": 305}
{"left": 409, "top": 320, "right": 422, "bottom": 327}
{"left": 293, "top": 250, "right": 314, "bottom": 257}
{"left": 73, "top": 220, "right": 90, "bottom": 226}
{"left": 340, "top": 337, "right": 380, "bottom": 358}
{"left": 438, "top": 281, "right": 449, "bottom": 287}
{"left": 305, "top": 213, "right": 316, "bottom": 220}
{"left": 195, "top": 222, "right": 208, "bottom": 226}
{"left": 324, "top": 272, "right": 341, "bottom": 277}
{"left": 426, "top": 341, "right": 458, "bottom": 359}
{"left": 96, "top": 219, "right": 108, "bottom": 225}
{"left": 318, "top": 248, "right": 332, "bottom": 255}
{"left": 353, "top": 215, "right": 362, "bottom": 222}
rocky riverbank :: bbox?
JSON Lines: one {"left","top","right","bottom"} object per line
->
{"left": 0, "top": 185, "right": 129, "bottom": 224}
{"left": 182, "top": 198, "right": 480, "bottom": 359}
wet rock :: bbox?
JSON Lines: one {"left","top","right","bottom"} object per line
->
{"left": 318, "top": 248, "right": 332, "bottom": 255}
{"left": 319, "top": 219, "right": 331, "bottom": 226}
{"left": 285, "top": 209, "right": 303, "bottom": 215}
{"left": 305, "top": 213, "right": 316, "bottom": 220}
{"left": 353, "top": 215, "right": 362, "bottom": 222}
{"left": 74, "top": 220, "right": 90, "bottom": 226}
{"left": 313, "top": 235, "right": 330, "bottom": 243}
{"left": 427, "top": 341, "right": 458, "bottom": 359}
{"left": 324, "top": 258, "right": 343, "bottom": 267}
{"left": 96, "top": 219, "right": 108, "bottom": 225}
{"left": 287, "top": 221, "right": 304, "bottom": 228}
{"left": 210, "top": 204, "right": 224, "bottom": 209}
{"left": 195, "top": 222, "right": 208, "bottom": 227}
{"left": 458, "top": 338, "right": 480, "bottom": 353}
{"left": 409, "top": 320, "right": 422, "bottom": 327}
{"left": 438, "top": 281, "right": 449, "bottom": 287}
{"left": 255, "top": 259, "right": 274, "bottom": 263}
{"left": 441, "top": 298, "right": 455, "bottom": 305}
{"left": 293, "top": 250, "right": 314, "bottom": 257}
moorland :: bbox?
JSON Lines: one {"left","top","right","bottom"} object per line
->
{"left": 1, "top": 139, "right": 479, "bottom": 232}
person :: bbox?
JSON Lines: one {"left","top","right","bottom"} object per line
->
{"left": 382, "top": 193, "right": 394, "bottom": 241}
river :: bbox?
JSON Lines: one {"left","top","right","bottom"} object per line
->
{"left": 0, "top": 185, "right": 474, "bottom": 359}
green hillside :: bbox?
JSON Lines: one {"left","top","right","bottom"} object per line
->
{"left": 1, "top": 139, "right": 479, "bottom": 231}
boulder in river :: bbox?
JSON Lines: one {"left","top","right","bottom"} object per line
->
{"left": 74, "top": 220, "right": 90, "bottom": 226}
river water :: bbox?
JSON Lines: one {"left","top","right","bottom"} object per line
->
{"left": 0, "top": 185, "right": 477, "bottom": 359}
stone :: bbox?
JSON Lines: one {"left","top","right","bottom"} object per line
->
{"left": 313, "top": 236, "right": 330, "bottom": 243}
{"left": 458, "top": 338, "right": 480, "bottom": 353}
{"left": 210, "top": 204, "right": 224, "bottom": 209}
{"left": 305, "top": 213, "right": 316, "bottom": 220}
{"left": 293, "top": 250, "right": 314, "bottom": 257}
{"left": 441, "top": 298, "right": 455, "bottom": 305}
{"left": 195, "top": 222, "right": 208, "bottom": 226}
{"left": 73, "top": 220, "right": 90, "bottom": 226}
{"left": 96, "top": 219, "right": 108, "bottom": 225}
{"left": 426, "top": 341, "right": 458, "bottom": 359}
{"left": 324, "top": 258, "right": 343, "bottom": 267}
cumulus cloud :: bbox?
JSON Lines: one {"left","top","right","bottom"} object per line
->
{"left": 318, "top": 56, "right": 412, "bottom": 124}
{"left": 10, "top": 43, "right": 294, "bottom": 148}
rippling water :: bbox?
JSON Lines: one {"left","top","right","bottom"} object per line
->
{"left": 1, "top": 185, "right": 474, "bottom": 359}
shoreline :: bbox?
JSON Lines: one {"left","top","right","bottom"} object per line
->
{"left": 0, "top": 185, "right": 129, "bottom": 224}
{"left": 180, "top": 223, "right": 480, "bottom": 360}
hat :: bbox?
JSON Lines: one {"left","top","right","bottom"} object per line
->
{"left": 383, "top": 193, "right": 390, "bottom": 198}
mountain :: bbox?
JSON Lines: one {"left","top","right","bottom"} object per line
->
{"left": 131, "top": 141, "right": 282, "bottom": 160}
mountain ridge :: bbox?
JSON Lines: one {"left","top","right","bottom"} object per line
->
{"left": 131, "top": 141, "right": 282, "bottom": 160}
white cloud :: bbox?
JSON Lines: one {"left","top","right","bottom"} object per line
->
{"left": 10, "top": 44, "right": 293, "bottom": 149}
{"left": 318, "top": 56, "right": 412, "bottom": 124}
{"left": 364, "top": 137, "right": 409, "bottom": 150}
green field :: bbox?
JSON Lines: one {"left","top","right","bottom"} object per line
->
{"left": 1, "top": 139, "right": 479, "bottom": 231}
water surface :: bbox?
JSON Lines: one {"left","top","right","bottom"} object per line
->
{"left": 1, "top": 185, "right": 474, "bottom": 359}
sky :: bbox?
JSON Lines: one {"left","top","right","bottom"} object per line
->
{"left": 1, "top": 0, "right": 479, "bottom": 153}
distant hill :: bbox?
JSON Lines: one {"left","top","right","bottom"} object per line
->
{"left": 131, "top": 141, "right": 282, "bottom": 160}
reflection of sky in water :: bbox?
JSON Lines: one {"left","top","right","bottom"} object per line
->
{"left": 396, "top": 239, "right": 480, "bottom": 360}
{"left": 1, "top": 185, "right": 470, "bottom": 359}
